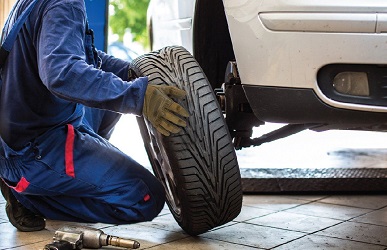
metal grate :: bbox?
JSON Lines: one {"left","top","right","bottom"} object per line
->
{"left": 241, "top": 168, "right": 387, "bottom": 193}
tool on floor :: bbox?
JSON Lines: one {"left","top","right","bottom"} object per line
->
{"left": 44, "top": 225, "right": 140, "bottom": 250}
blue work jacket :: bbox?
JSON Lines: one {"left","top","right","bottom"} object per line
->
{"left": 0, "top": 0, "right": 147, "bottom": 150}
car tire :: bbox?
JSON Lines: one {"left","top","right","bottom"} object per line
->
{"left": 132, "top": 46, "right": 243, "bottom": 235}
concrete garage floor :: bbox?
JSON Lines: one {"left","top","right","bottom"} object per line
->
{"left": 1, "top": 194, "right": 387, "bottom": 249}
{"left": 1, "top": 116, "right": 387, "bottom": 249}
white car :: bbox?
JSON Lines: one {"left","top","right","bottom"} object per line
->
{"left": 148, "top": 0, "right": 387, "bottom": 138}
{"left": 134, "top": 0, "right": 387, "bottom": 236}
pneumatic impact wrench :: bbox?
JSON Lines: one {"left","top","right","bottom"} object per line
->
{"left": 44, "top": 225, "right": 140, "bottom": 250}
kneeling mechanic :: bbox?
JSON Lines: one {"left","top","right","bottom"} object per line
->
{"left": 0, "top": 0, "right": 189, "bottom": 231}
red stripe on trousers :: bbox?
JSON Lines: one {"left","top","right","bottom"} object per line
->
{"left": 2, "top": 176, "right": 30, "bottom": 193}
{"left": 144, "top": 194, "right": 151, "bottom": 202}
{"left": 14, "top": 177, "right": 30, "bottom": 192}
{"left": 65, "top": 124, "right": 75, "bottom": 178}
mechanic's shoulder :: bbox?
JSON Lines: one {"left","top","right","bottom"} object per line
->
{"left": 43, "top": 0, "right": 86, "bottom": 13}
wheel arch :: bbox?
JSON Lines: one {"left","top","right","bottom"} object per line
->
{"left": 192, "top": 0, "right": 235, "bottom": 89}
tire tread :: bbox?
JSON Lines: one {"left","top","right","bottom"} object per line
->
{"left": 132, "top": 46, "right": 242, "bottom": 235}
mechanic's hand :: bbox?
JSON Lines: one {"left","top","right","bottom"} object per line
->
{"left": 143, "top": 85, "right": 189, "bottom": 136}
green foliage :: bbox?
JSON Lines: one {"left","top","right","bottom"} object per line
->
{"left": 109, "top": 0, "right": 150, "bottom": 48}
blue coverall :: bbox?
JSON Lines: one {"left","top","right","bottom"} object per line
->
{"left": 0, "top": 0, "right": 165, "bottom": 223}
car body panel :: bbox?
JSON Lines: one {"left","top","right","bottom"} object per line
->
{"left": 225, "top": 0, "right": 387, "bottom": 113}
{"left": 148, "top": 0, "right": 195, "bottom": 52}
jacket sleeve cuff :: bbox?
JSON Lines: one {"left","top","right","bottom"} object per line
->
{"left": 129, "top": 76, "right": 148, "bottom": 116}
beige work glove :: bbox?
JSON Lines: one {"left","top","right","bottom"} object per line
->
{"left": 143, "top": 85, "right": 189, "bottom": 136}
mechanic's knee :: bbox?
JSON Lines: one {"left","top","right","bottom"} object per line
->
{"left": 141, "top": 182, "right": 166, "bottom": 221}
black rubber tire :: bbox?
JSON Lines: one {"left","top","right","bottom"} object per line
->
{"left": 132, "top": 46, "right": 242, "bottom": 235}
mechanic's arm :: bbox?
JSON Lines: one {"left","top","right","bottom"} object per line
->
{"left": 97, "top": 50, "right": 133, "bottom": 81}
{"left": 37, "top": 3, "right": 188, "bottom": 135}
{"left": 37, "top": 3, "right": 145, "bottom": 115}
{"left": 97, "top": 50, "right": 190, "bottom": 135}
